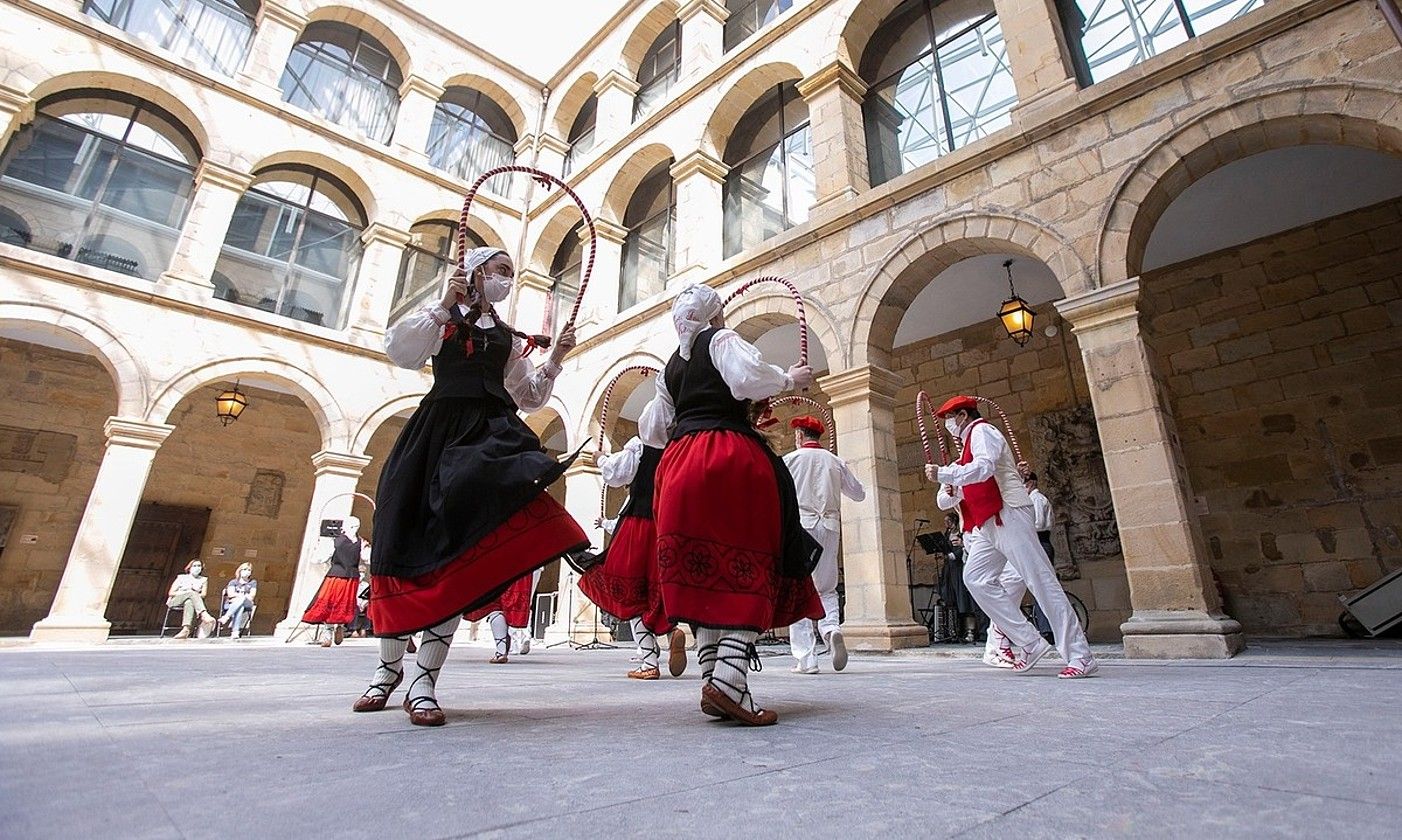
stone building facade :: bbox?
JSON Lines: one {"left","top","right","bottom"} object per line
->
{"left": 1, "top": 0, "right": 1399, "bottom": 655}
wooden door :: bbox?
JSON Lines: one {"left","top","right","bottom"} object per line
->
{"left": 105, "top": 502, "right": 211, "bottom": 634}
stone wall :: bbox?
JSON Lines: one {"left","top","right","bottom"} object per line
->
{"left": 1147, "top": 197, "right": 1402, "bottom": 636}
{"left": 0, "top": 341, "right": 114, "bottom": 633}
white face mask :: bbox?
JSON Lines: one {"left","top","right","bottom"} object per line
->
{"left": 944, "top": 417, "right": 961, "bottom": 437}
{"left": 483, "top": 273, "right": 513, "bottom": 303}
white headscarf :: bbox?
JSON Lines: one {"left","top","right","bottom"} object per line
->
{"left": 671, "top": 284, "right": 723, "bottom": 360}
{"left": 452, "top": 246, "right": 508, "bottom": 305}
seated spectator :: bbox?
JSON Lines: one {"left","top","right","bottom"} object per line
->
{"left": 168, "top": 560, "right": 215, "bottom": 639}
{"left": 219, "top": 563, "right": 258, "bottom": 639}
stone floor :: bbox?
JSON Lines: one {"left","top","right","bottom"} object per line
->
{"left": 2, "top": 637, "right": 1399, "bottom": 839}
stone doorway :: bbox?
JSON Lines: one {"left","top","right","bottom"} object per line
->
{"left": 105, "top": 502, "right": 211, "bottom": 635}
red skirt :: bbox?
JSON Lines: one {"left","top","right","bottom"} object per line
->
{"left": 369, "top": 493, "right": 586, "bottom": 636}
{"left": 464, "top": 572, "right": 535, "bottom": 627}
{"left": 654, "top": 430, "right": 823, "bottom": 632}
{"left": 303, "top": 576, "right": 359, "bottom": 625}
{"left": 578, "top": 515, "right": 671, "bottom": 634}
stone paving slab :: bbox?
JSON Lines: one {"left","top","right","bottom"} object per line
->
{"left": 1, "top": 638, "right": 1399, "bottom": 839}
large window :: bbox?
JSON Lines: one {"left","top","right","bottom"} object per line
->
{"left": 723, "top": 0, "right": 795, "bottom": 52}
{"left": 548, "top": 221, "right": 586, "bottom": 332}
{"left": 723, "top": 82, "right": 814, "bottom": 258}
{"left": 389, "top": 220, "right": 487, "bottom": 326}
{"left": 427, "top": 87, "right": 517, "bottom": 196}
{"left": 0, "top": 93, "right": 197, "bottom": 280}
{"left": 1058, "top": 0, "right": 1265, "bottom": 86}
{"left": 862, "top": 0, "right": 1017, "bottom": 187}
{"left": 620, "top": 161, "right": 675, "bottom": 311}
{"left": 213, "top": 167, "right": 364, "bottom": 328}
{"left": 84, "top": 0, "right": 257, "bottom": 77}
{"left": 279, "top": 22, "right": 402, "bottom": 144}
{"left": 563, "top": 96, "right": 598, "bottom": 177}
{"left": 633, "top": 23, "right": 682, "bottom": 122}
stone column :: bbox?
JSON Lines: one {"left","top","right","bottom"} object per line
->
{"left": 235, "top": 1, "right": 306, "bottom": 97}
{"left": 0, "top": 84, "right": 32, "bottom": 149}
{"left": 392, "top": 76, "right": 444, "bottom": 162}
{"left": 668, "top": 151, "right": 727, "bottom": 285}
{"left": 796, "top": 62, "right": 870, "bottom": 211}
{"left": 593, "top": 71, "right": 641, "bottom": 138}
{"left": 1057, "top": 278, "right": 1243, "bottom": 658}
{"left": 820, "top": 366, "right": 928, "bottom": 650}
{"left": 992, "top": 0, "right": 1077, "bottom": 121}
{"left": 580, "top": 218, "right": 629, "bottom": 329}
{"left": 274, "top": 451, "right": 372, "bottom": 638}
{"left": 679, "top": 0, "right": 727, "bottom": 81}
{"left": 537, "top": 133, "right": 572, "bottom": 179}
{"left": 30, "top": 419, "right": 175, "bottom": 643}
{"left": 543, "top": 456, "right": 606, "bottom": 644}
{"left": 348, "top": 222, "right": 413, "bottom": 341}
{"left": 158, "top": 162, "right": 253, "bottom": 298}
{"left": 513, "top": 269, "right": 555, "bottom": 336}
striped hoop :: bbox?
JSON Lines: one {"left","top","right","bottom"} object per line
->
{"left": 722, "top": 275, "right": 809, "bottom": 367}
{"left": 594, "top": 365, "right": 660, "bottom": 519}
{"left": 766, "top": 394, "right": 836, "bottom": 452}
{"left": 915, "top": 392, "right": 1027, "bottom": 469}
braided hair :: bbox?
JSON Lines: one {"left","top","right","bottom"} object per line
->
{"left": 452, "top": 247, "right": 552, "bottom": 355}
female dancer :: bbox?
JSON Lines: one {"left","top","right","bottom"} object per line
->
{"left": 357, "top": 246, "right": 587, "bottom": 726}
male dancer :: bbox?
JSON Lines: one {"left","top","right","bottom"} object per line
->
{"left": 782, "top": 416, "right": 865, "bottom": 674}
{"left": 924, "top": 396, "right": 1097, "bottom": 678}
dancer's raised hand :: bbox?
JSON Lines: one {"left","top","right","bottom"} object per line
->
{"left": 787, "top": 364, "right": 814, "bottom": 390}
{"left": 550, "top": 325, "right": 577, "bottom": 365}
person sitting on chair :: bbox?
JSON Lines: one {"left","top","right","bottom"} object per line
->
{"left": 219, "top": 563, "right": 257, "bottom": 639}
{"left": 168, "top": 560, "right": 216, "bottom": 639}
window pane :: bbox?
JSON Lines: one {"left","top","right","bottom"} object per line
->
{"left": 1073, "top": 0, "right": 1192, "bottom": 83}
{"left": 278, "top": 25, "right": 401, "bottom": 143}
{"left": 84, "top": 0, "right": 255, "bottom": 77}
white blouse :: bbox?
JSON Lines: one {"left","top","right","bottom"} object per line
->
{"left": 384, "top": 304, "right": 562, "bottom": 413}
{"left": 598, "top": 437, "right": 643, "bottom": 489}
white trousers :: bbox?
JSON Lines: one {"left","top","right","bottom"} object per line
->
{"left": 790, "top": 524, "right": 841, "bottom": 670}
{"left": 963, "top": 506, "right": 1091, "bottom": 664}
{"left": 984, "top": 566, "right": 1026, "bottom": 658}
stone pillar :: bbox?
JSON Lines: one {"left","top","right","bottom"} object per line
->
{"left": 513, "top": 269, "right": 555, "bottom": 336}
{"left": 679, "top": 0, "right": 727, "bottom": 81}
{"left": 392, "top": 76, "right": 444, "bottom": 162}
{"left": 30, "top": 419, "right": 175, "bottom": 643}
{"left": 580, "top": 218, "right": 629, "bottom": 329}
{"left": 158, "top": 162, "right": 253, "bottom": 297}
{"left": 274, "top": 451, "right": 372, "bottom": 639}
{"left": 543, "top": 456, "right": 606, "bottom": 644}
{"left": 992, "top": 0, "right": 1077, "bottom": 121}
{"left": 668, "top": 151, "right": 727, "bottom": 285}
{"left": 820, "top": 366, "right": 928, "bottom": 650}
{"left": 537, "top": 133, "right": 572, "bottom": 179}
{"left": 349, "top": 222, "right": 413, "bottom": 341}
{"left": 235, "top": 1, "right": 306, "bottom": 97}
{"left": 796, "top": 62, "right": 870, "bottom": 211}
{"left": 1057, "top": 278, "right": 1243, "bottom": 659}
{"left": 0, "top": 84, "right": 32, "bottom": 149}
{"left": 593, "top": 71, "right": 641, "bottom": 138}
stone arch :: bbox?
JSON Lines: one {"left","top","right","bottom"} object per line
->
{"left": 524, "top": 403, "right": 571, "bottom": 452}
{"left": 409, "top": 209, "right": 506, "bottom": 249}
{"left": 601, "top": 142, "right": 678, "bottom": 223}
{"left": 0, "top": 303, "right": 148, "bottom": 417}
{"left": 620, "top": 1, "right": 682, "bottom": 77}
{"left": 350, "top": 392, "right": 424, "bottom": 454}
{"left": 549, "top": 72, "right": 600, "bottom": 141}
{"left": 146, "top": 357, "right": 348, "bottom": 451}
{"left": 579, "top": 351, "right": 670, "bottom": 445}
{"left": 834, "top": 0, "right": 914, "bottom": 69}
{"left": 701, "top": 62, "right": 805, "bottom": 159}
{"left": 724, "top": 288, "right": 846, "bottom": 371}
{"left": 439, "top": 72, "right": 530, "bottom": 140}
{"left": 528, "top": 204, "right": 586, "bottom": 274}
{"left": 26, "top": 71, "right": 210, "bottom": 157}
{"left": 247, "top": 149, "right": 378, "bottom": 222}
{"left": 302, "top": 3, "right": 414, "bottom": 82}
{"left": 852, "top": 212, "right": 1086, "bottom": 368}
{"left": 1097, "top": 83, "right": 1402, "bottom": 286}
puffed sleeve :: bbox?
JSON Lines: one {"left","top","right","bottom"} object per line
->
{"left": 709, "top": 329, "right": 793, "bottom": 401}
{"left": 503, "top": 337, "right": 562, "bottom": 413}
{"left": 385, "top": 305, "right": 450, "bottom": 369}
{"left": 638, "top": 380, "right": 676, "bottom": 448}
{"left": 598, "top": 437, "right": 643, "bottom": 488}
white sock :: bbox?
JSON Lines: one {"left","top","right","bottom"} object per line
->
{"left": 489, "top": 611, "right": 508, "bottom": 657}
{"left": 405, "top": 616, "right": 460, "bottom": 711}
{"left": 362, "top": 636, "right": 408, "bottom": 701}
{"left": 703, "top": 629, "right": 761, "bottom": 713}
{"left": 631, "top": 619, "right": 659, "bottom": 669}
{"left": 696, "top": 627, "right": 719, "bottom": 682}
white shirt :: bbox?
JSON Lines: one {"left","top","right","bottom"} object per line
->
{"left": 783, "top": 445, "right": 865, "bottom": 531}
{"left": 638, "top": 328, "right": 792, "bottom": 447}
{"left": 1029, "top": 488, "right": 1053, "bottom": 531}
{"left": 598, "top": 437, "right": 643, "bottom": 489}
{"left": 383, "top": 304, "right": 562, "bottom": 413}
{"left": 935, "top": 421, "right": 1033, "bottom": 509}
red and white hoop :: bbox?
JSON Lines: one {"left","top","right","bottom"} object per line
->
{"left": 765, "top": 394, "right": 836, "bottom": 452}
{"left": 722, "top": 275, "right": 809, "bottom": 368}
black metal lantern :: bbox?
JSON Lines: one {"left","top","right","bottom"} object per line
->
{"left": 215, "top": 381, "right": 248, "bottom": 426}
{"left": 997, "top": 259, "right": 1035, "bottom": 346}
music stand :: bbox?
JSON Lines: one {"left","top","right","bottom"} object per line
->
{"left": 911, "top": 531, "right": 951, "bottom": 640}
{"left": 545, "top": 560, "right": 618, "bottom": 651}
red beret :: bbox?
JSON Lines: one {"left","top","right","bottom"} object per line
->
{"left": 790, "top": 415, "right": 825, "bottom": 436}
{"left": 937, "top": 395, "right": 979, "bottom": 416}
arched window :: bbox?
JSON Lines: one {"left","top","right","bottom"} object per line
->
{"left": 0, "top": 92, "right": 198, "bottom": 280}
{"left": 723, "top": 82, "right": 814, "bottom": 258}
{"left": 563, "top": 95, "right": 598, "bottom": 177}
{"left": 862, "top": 0, "right": 1016, "bottom": 187}
{"left": 1055, "top": 0, "right": 1264, "bottom": 87}
{"left": 390, "top": 220, "right": 487, "bottom": 326}
{"left": 620, "top": 161, "right": 675, "bottom": 311}
{"left": 427, "top": 88, "right": 518, "bottom": 197}
{"left": 214, "top": 167, "right": 365, "bottom": 327}
{"left": 548, "top": 221, "right": 586, "bottom": 332}
{"left": 633, "top": 23, "right": 682, "bottom": 122}
{"left": 279, "top": 22, "right": 402, "bottom": 144}
{"left": 83, "top": 0, "right": 257, "bottom": 77}
{"left": 723, "top": 0, "right": 794, "bottom": 52}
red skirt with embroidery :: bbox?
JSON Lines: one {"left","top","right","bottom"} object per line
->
{"left": 464, "top": 571, "right": 536, "bottom": 628}
{"left": 579, "top": 515, "right": 671, "bottom": 634}
{"left": 303, "top": 576, "right": 359, "bottom": 625}
{"left": 654, "top": 430, "right": 823, "bottom": 632}
{"left": 369, "top": 493, "right": 585, "bottom": 636}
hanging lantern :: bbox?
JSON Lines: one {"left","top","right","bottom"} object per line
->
{"left": 997, "top": 259, "right": 1035, "bottom": 346}
{"left": 215, "top": 382, "right": 248, "bottom": 426}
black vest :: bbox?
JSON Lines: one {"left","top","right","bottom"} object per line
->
{"left": 618, "top": 445, "right": 664, "bottom": 521}
{"left": 328, "top": 534, "right": 361, "bottom": 578}
{"left": 664, "top": 328, "right": 754, "bottom": 439}
{"left": 425, "top": 314, "right": 516, "bottom": 409}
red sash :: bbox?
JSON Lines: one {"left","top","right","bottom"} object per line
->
{"left": 956, "top": 419, "right": 1004, "bottom": 531}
